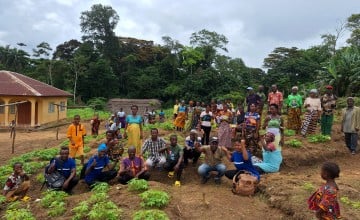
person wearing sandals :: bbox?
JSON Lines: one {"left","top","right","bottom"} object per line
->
{"left": 159, "top": 134, "right": 184, "bottom": 186}
{"left": 3, "top": 162, "right": 31, "bottom": 202}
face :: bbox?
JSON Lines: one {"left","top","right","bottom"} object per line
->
{"left": 98, "top": 150, "right": 106, "bottom": 158}
{"left": 271, "top": 85, "right": 277, "bottom": 92}
{"left": 248, "top": 89, "right": 254, "bottom": 94}
{"left": 258, "top": 85, "right": 264, "bottom": 92}
{"left": 210, "top": 141, "right": 218, "bottom": 151}
{"left": 13, "top": 164, "right": 23, "bottom": 175}
{"left": 233, "top": 141, "right": 242, "bottom": 152}
{"left": 326, "top": 88, "right": 332, "bottom": 94}
{"left": 265, "top": 133, "right": 273, "bottom": 142}
{"left": 190, "top": 133, "right": 196, "bottom": 140}
{"left": 292, "top": 88, "right": 298, "bottom": 94}
{"left": 270, "top": 105, "right": 277, "bottom": 115}
{"left": 223, "top": 105, "right": 228, "bottom": 111}
{"left": 347, "top": 98, "right": 354, "bottom": 107}
{"left": 74, "top": 116, "right": 80, "bottom": 125}
{"left": 250, "top": 104, "right": 256, "bottom": 112}
{"left": 170, "top": 136, "right": 177, "bottom": 146}
{"left": 60, "top": 149, "right": 69, "bottom": 160}
{"left": 206, "top": 105, "right": 210, "bottom": 112}
{"left": 321, "top": 168, "right": 328, "bottom": 180}
{"left": 131, "top": 107, "right": 138, "bottom": 115}
{"left": 151, "top": 129, "right": 158, "bottom": 139}
{"left": 106, "top": 132, "right": 114, "bottom": 141}
{"left": 128, "top": 148, "right": 136, "bottom": 159}
{"left": 310, "top": 92, "right": 316, "bottom": 98}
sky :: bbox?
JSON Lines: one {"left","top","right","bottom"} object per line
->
{"left": 0, "top": 0, "right": 359, "bottom": 68}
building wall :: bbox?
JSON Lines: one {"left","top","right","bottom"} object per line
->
{"left": 0, "top": 96, "right": 68, "bottom": 127}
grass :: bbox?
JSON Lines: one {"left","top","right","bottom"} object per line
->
{"left": 67, "top": 108, "right": 111, "bottom": 121}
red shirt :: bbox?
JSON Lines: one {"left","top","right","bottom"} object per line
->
{"left": 268, "top": 91, "right": 283, "bottom": 106}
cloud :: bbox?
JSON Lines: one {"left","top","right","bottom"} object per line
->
{"left": 0, "top": 0, "right": 359, "bottom": 67}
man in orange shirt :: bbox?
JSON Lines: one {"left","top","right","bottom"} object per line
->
{"left": 267, "top": 84, "right": 283, "bottom": 114}
{"left": 67, "top": 115, "right": 86, "bottom": 165}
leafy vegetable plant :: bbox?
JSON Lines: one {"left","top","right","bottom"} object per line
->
{"left": 285, "top": 139, "right": 302, "bottom": 148}
{"left": 133, "top": 209, "right": 169, "bottom": 220}
{"left": 72, "top": 201, "right": 90, "bottom": 220}
{"left": 41, "top": 190, "right": 68, "bottom": 208}
{"left": 307, "top": 134, "right": 331, "bottom": 143}
{"left": 284, "top": 129, "right": 296, "bottom": 137}
{"left": 128, "top": 178, "right": 149, "bottom": 192}
{"left": 4, "top": 208, "right": 36, "bottom": 220}
{"left": 91, "top": 182, "right": 110, "bottom": 193}
{"left": 139, "top": 190, "right": 170, "bottom": 208}
{"left": 88, "top": 201, "right": 122, "bottom": 220}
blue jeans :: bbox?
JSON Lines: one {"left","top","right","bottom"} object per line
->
{"left": 198, "top": 163, "right": 226, "bottom": 179}
{"left": 345, "top": 133, "right": 358, "bottom": 151}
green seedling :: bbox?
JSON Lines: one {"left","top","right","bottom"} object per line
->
{"left": 91, "top": 182, "right": 110, "bottom": 193}
{"left": 4, "top": 208, "right": 36, "bottom": 220}
{"left": 89, "top": 192, "right": 108, "bottom": 204}
{"left": 128, "top": 179, "right": 149, "bottom": 192}
{"left": 133, "top": 209, "right": 169, "bottom": 220}
{"left": 41, "top": 190, "right": 68, "bottom": 208}
{"left": 88, "top": 201, "right": 122, "bottom": 220}
{"left": 139, "top": 190, "right": 170, "bottom": 208}
{"left": 285, "top": 139, "right": 302, "bottom": 148}
{"left": 72, "top": 201, "right": 90, "bottom": 220}
{"left": 48, "top": 201, "right": 66, "bottom": 217}
{"left": 307, "top": 134, "right": 331, "bottom": 143}
{"left": 284, "top": 129, "right": 296, "bottom": 136}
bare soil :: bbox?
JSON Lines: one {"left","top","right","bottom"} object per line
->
{"left": 0, "top": 121, "right": 359, "bottom": 220}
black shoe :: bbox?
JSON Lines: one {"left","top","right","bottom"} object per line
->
{"left": 201, "top": 176, "right": 210, "bottom": 184}
{"left": 214, "top": 178, "right": 221, "bottom": 185}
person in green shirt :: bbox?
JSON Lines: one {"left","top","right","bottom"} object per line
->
{"left": 159, "top": 134, "right": 184, "bottom": 187}
{"left": 286, "top": 86, "right": 303, "bottom": 133}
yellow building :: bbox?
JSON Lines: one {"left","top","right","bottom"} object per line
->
{"left": 0, "top": 70, "right": 71, "bottom": 127}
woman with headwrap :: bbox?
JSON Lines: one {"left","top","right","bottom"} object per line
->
{"left": 301, "top": 89, "right": 322, "bottom": 136}
{"left": 286, "top": 86, "right": 303, "bottom": 133}
{"left": 253, "top": 132, "right": 283, "bottom": 173}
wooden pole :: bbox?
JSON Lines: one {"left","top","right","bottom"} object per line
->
{"left": 56, "top": 105, "right": 59, "bottom": 140}
{"left": 11, "top": 104, "right": 18, "bottom": 154}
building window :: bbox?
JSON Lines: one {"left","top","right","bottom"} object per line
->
{"left": 0, "top": 101, "right": 4, "bottom": 114}
{"left": 48, "top": 102, "right": 55, "bottom": 113}
{"left": 60, "top": 101, "right": 66, "bottom": 111}
{"left": 9, "top": 105, "right": 15, "bottom": 114}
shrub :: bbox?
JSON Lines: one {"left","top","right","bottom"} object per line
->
{"left": 285, "top": 139, "right": 302, "bottom": 148}
{"left": 88, "top": 201, "right": 122, "bottom": 220}
{"left": 139, "top": 190, "right": 170, "bottom": 208}
{"left": 128, "top": 179, "right": 149, "bottom": 192}
{"left": 91, "top": 182, "right": 110, "bottom": 194}
{"left": 41, "top": 190, "right": 68, "bottom": 208}
{"left": 307, "top": 134, "right": 331, "bottom": 143}
{"left": 87, "top": 97, "right": 107, "bottom": 111}
{"left": 133, "top": 209, "right": 169, "bottom": 220}
{"left": 4, "top": 208, "right": 36, "bottom": 220}
{"left": 284, "top": 129, "right": 296, "bottom": 137}
{"left": 72, "top": 201, "right": 90, "bottom": 220}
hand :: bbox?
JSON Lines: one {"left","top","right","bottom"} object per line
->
{"left": 174, "top": 165, "right": 179, "bottom": 172}
{"left": 62, "top": 180, "right": 69, "bottom": 190}
{"left": 91, "top": 159, "right": 97, "bottom": 168}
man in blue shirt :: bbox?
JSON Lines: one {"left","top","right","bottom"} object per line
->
{"left": 84, "top": 143, "right": 118, "bottom": 187}
{"left": 47, "top": 146, "right": 78, "bottom": 193}
{"left": 224, "top": 139, "right": 260, "bottom": 181}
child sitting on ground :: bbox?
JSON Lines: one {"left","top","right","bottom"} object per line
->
{"left": 308, "top": 161, "right": 341, "bottom": 219}
{"left": 3, "top": 162, "right": 30, "bottom": 202}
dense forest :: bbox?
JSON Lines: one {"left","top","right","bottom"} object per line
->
{"left": 0, "top": 4, "right": 359, "bottom": 106}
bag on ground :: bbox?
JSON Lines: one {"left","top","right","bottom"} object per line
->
{"left": 232, "top": 170, "right": 258, "bottom": 196}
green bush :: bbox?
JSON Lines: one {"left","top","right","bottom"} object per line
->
{"left": 4, "top": 208, "right": 36, "bottom": 220}
{"left": 139, "top": 190, "right": 170, "bottom": 208}
{"left": 72, "top": 201, "right": 90, "bottom": 220}
{"left": 133, "top": 209, "right": 169, "bottom": 220}
{"left": 87, "top": 97, "right": 108, "bottom": 111}
{"left": 307, "top": 134, "right": 331, "bottom": 143}
{"left": 285, "top": 139, "right": 302, "bottom": 148}
{"left": 128, "top": 179, "right": 149, "bottom": 192}
{"left": 67, "top": 108, "right": 110, "bottom": 120}
{"left": 284, "top": 129, "right": 296, "bottom": 137}
{"left": 91, "top": 182, "right": 110, "bottom": 193}
{"left": 88, "top": 201, "right": 122, "bottom": 220}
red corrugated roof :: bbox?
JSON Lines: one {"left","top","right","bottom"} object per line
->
{"left": 0, "top": 70, "right": 72, "bottom": 97}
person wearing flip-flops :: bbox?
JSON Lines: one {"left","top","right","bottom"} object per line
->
{"left": 3, "top": 162, "right": 31, "bottom": 202}
{"left": 159, "top": 134, "right": 184, "bottom": 186}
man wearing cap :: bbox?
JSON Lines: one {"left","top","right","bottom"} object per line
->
{"left": 267, "top": 84, "right": 283, "bottom": 114}
{"left": 84, "top": 143, "right": 118, "bottom": 187}
{"left": 246, "top": 87, "right": 261, "bottom": 112}
{"left": 321, "top": 85, "right": 337, "bottom": 136}
{"left": 183, "top": 129, "right": 202, "bottom": 166}
{"left": 196, "top": 137, "right": 229, "bottom": 184}
{"left": 341, "top": 97, "right": 360, "bottom": 155}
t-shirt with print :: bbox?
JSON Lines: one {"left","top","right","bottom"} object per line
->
{"left": 200, "top": 111, "right": 213, "bottom": 127}
{"left": 50, "top": 157, "right": 76, "bottom": 179}
{"left": 244, "top": 112, "right": 260, "bottom": 129}
{"left": 185, "top": 136, "right": 202, "bottom": 149}
{"left": 85, "top": 155, "right": 110, "bottom": 184}
{"left": 166, "top": 145, "right": 183, "bottom": 162}
{"left": 231, "top": 151, "right": 260, "bottom": 181}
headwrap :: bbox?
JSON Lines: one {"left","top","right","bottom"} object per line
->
{"left": 98, "top": 143, "right": 107, "bottom": 152}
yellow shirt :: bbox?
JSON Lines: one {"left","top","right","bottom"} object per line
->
{"left": 173, "top": 104, "right": 179, "bottom": 114}
{"left": 67, "top": 123, "right": 86, "bottom": 147}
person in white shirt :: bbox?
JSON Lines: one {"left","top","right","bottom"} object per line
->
{"left": 200, "top": 105, "right": 213, "bottom": 145}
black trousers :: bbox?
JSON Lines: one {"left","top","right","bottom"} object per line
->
{"left": 183, "top": 148, "right": 201, "bottom": 165}
{"left": 164, "top": 160, "right": 184, "bottom": 181}
{"left": 87, "top": 170, "right": 117, "bottom": 187}
{"left": 118, "top": 172, "right": 150, "bottom": 185}
{"left": 63, "top": 176, "right": 79, "bottom": 193}
{"left": 201, "top": 126, "right": 211, "bottom": 145}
